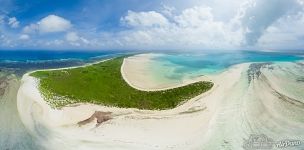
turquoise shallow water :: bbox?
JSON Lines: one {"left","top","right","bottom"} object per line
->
{"left": 149, "top": 51, "right": 304, "bottom": 83}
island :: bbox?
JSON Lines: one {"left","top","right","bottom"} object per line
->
{"left": 30, "top": 56, "right": 213, "bottom": 110}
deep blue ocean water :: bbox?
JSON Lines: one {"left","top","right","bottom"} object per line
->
{"left": 0, "top": 50, "right": 125, "bottom": 62}
{"left": 0, "top": 50, "right": 303, "bottom": 76}
{"left": 0, "top": 50, "right": 127, "bottom": 76}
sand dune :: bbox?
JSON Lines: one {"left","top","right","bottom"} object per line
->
{"left": 16, "top": 54, "right": 304, "bottom": 150}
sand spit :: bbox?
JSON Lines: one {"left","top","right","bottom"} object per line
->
{"left": 121, "top": 53, "right": 171, "bottom": 90}
{"left": 17, "top": 54, "right": 304, "bottom": 150}
{"left": 121, "top": 53, "right": 211, "bottom": 91}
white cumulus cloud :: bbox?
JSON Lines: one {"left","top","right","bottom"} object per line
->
{"left": 174, "top": 6, "right": 214, "bottom": 27}
{"left": 8, "top": 17, "right": 19, "bottom": 28}
{"left": 102, "top": 1, "right": 301, "bottom": 50}
{"left": 240, "top": 0, "right": 298, "bottom": 45}
{"left": 109, "top": 6, "right": 243, "bottom": 50}
{"left": 38, "top": 15, "right": 72, "bottom": 33}
{"left": 23, "top": 23, "right": 38, "bottom": 33}
{"left": 19, "top": 34, "right": 30, "bottom": 40}
{"left": 121, "top": 11, "right": 170, "bottom": 27}
{"left": 23, "top": 15, "right": 72, "bottom": 33}
{"left": 258, "top": 11, "right": 304, "bottom": 49}
{"left": 65, "top": 31, "right": 90, "bottom": 47}
{"left": 65, "top": 32, "right": 79, "bottom": 42}
{"left": 0, "top": 15, "right": 5, "bottom": 24}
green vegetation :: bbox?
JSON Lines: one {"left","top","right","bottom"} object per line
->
{"left": 31, "top": 56, "right": 213, "bottom": 110}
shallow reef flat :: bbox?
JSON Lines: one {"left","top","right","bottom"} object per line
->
{"left": 202, "top": 62, "right": 304, "bottom": 149}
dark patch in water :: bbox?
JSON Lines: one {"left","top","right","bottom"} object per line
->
{"left": 0, "top": 77, "right": 8, "bottom": 96}
{"left": 247, "top": 63, "right": 272, "bottom": 83}
{"left": 296, "top": 77, "right": 304, "bottom": 82}
{"left": 296, "top": 62, "right": 304, "bottom": 67}
{"left": 0, "top": 60, "right": 85, "bottom": 77}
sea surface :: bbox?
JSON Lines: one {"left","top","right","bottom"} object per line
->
{"left": 0, "top": 50, "right": 302, "bottom": 76}
{"left": 0, "top": 50, "right": 128, "bottom": 76}
{"left": 148, "top": 51, "right": 304, "bottom": 84}
{"left": 0, "top": 50, "right": 303, "bottom": 150}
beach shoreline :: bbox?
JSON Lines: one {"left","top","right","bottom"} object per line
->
{"left": 16, "top": 53, "right": 248, "bottom": 149}
{"left": 16, "top": 53, "right": 304, "bottom": 150}
{"left": 121, "top": 53, "right": 212, "bottom": 91}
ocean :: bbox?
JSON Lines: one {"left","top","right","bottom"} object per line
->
{"left": 145, "top": 51, "right": 304, "bottom": 85}
{"left": 0, "top": 50, "right": 302, "bottom": 76}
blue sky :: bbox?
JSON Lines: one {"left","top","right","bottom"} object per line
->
{"left": 0, "top": 0, "right": 304, "bottom": 50}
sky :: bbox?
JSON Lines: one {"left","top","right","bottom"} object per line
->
{"left": 0, "top": 0, "right": 304, "bottom": 51}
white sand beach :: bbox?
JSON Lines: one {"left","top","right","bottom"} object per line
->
{"left": 16, "top": 54, "right": 304, "bottom": 150}
{"left": 121, "top": 53, "right": 211, "bottom": 91}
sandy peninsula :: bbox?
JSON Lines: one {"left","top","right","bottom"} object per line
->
{"left": 121, "top": 53, "right": 211, "bottom": 91}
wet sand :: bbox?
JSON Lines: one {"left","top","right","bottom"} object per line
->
{"left": 0, "top": 73, "right": 41, "bottom": 150}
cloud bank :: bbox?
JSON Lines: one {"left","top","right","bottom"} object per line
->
{"left": 241, "top": 0, "right": 297, "bottom": 45}
{"left": 111, "top": 6, "right": 242, "bottom": 50}
{"left": 0, "top": 0, "right": 304, "bottom": 50}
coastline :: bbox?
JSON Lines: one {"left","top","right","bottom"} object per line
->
{"left": 17, "top": 53, "right": 220, "bottom": 126}
{"left": 121, "top": 53, "right": 212, "bottom": 91}
{"left": 16, "top": 53, "right": 304, "bottom": 149}
{"left": 16, "top": 53, "right": 247, "bottom": 149}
